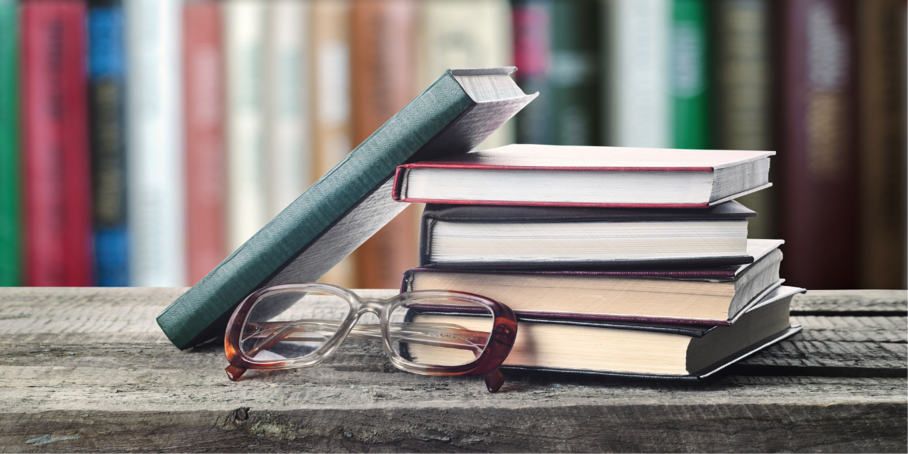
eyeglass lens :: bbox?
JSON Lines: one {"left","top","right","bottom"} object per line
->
{"left": 239, "top": 290, "right": 496, "bottom": 368}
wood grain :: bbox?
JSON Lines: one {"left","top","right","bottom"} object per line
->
{"left": 0, "top": 288, "right": 905, "bottom": 452}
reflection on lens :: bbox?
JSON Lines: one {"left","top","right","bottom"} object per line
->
{"left": 389, "top": 297, "right": 493, "bottom": 367}
{"left": 241, "top": 290, "right": 351, "bottom": 362}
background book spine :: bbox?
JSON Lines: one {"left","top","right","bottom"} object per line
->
{"left": 265, "top": 0, "right": 312, "bottom": 219}
{"left": 183, "top": 0, "right": 226, "bottom": 285}
{"left": 351, "top": 0, "right": 419, "bottom": 289}
{"left": 125, "top": 0, "right": 185, "bottom": 286}
{"left": 776, "top": 0, "right": 858, "bottom": 289}
{"left": 603, "top": 0, "right": 670, "bottom": 147}
{"left": 550, "top": 0, "right": 600, "bottom": 146}
{"left": 417, "top": 0, "right": 514, "bottom": 150}
{"left": 0, "top": 0, "right": 19, "bottom": 286}
{"left": 21, "top": 1, "right": 93, "bottom": 287}
{"left": 712, "top": 0, "right": 775, "bottom": 239}
{"left": 512, "top": 0, "right": 553, "bottom": 145}
{"left": 670, "top": 0, "right": 708, "bottom": 149}
{"left": 223, "top": 0, "right": 268, "bottom": 252}
{"left": 311, "top": 0, "right": 355, "bottom": 288}
{"left": 857, "top": 0, "right": 907, "bottom": 289}
{"left": 88, "top": 0, "right": 129, "bottom": 286}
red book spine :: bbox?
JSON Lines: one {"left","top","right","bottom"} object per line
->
{"left": 21, "top": 1, "right": 92, "bottom": 286}
{"left": 776, "top": 0, "right": 858, "bottom": 289}
{"left": 183, "top": 0, "right": 226, "bottom": 285}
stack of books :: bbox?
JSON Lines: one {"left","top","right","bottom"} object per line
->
{"left": 394, "top": 144, "right": 803, "bottom": 379}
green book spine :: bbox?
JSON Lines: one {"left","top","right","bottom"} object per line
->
{"left": 0, "top": 0, "right": 20, "bottom": 286}
{"left": 157, "top": 69, "right": 534, "bottom": 349}
{"left": 551, "top": 0, "right": 600, "bottom": 145}
{"left": 670, "top": 0, "right": 709, "bottom": 149}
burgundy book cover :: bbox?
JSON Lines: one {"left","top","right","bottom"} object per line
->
{"left": 21, "top": 1, "right": 93, "bottom": 286}
{"left": 392, "top": 146, "right": 774, "bottom": 208}
{"left": 183, "top": 0, "right": 226, "bottom": 285}
{"left": 350, "top": 0, "right": 419, "bottom": 289}
{"left": 776, "top": 0, "right": 858, "bottom": 289}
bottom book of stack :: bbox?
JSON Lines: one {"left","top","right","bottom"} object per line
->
{"left": 401, "top": 286, "right": 804, "bottom": 380}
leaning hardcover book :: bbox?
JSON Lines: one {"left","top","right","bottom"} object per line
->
{"left": 392, "top": 144, "right": 773, "bottom": 208}
{"left": 401, "top": 285, "right": 804, "bottom": 379}
{"left": 418, "top": 200, "right": 758, "bottom": 270}
{"left": 404, "top": 239, "right": 784, "bottom": 326}
{"left": 157, "top": 68, "right": 536, "bottom": 349}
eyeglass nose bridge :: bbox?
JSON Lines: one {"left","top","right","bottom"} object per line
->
{"left": 355, "top": 298, "right": 387, "bottom": 316}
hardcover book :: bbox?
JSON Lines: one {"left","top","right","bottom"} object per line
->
{"left": 0, "top": 0, "right": 19, "bottom": 286}
{"left": 21, "top": 0, "right": 93, "bottom": 286}
{"left": 157, "top": 68, "right": 536, "bottom": 349}
{"left": 183, "top": 0, "right": 227, "bottom": 285}
{"left": 393, "top": 145, "right": 773, "bottom": 208}
{"left": 416, "top": 201, "right": 759, "bottom": 269}
{"left": 404, "top": 239, "right": 784, "bottom": 326}
{"left": 89, "top": 0, "right": 129, "bottom": 286}
{"left": 403, "top": 285, "right": 804, "bottom": 379}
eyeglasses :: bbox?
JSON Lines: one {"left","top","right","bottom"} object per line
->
{"left": 224, "top": 283, "right": 518, "bottom": 392}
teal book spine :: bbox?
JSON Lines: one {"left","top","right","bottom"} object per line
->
{"left": 550, "top": 0, "right": 600, "bottom": 145}
{"left": 157, "top": 68, "right": 535, "bottom": 349}
{"left": 670, "top": 0, "right": 709, "bottom": 149}
{"left": 0, "top": 0, "right": 19, "bottom": 286}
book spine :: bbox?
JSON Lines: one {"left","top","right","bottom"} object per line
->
{"left": 88, "top": 0, "right": 129, "bottom": 286}
{"left": 603, "top": 0, "right": 670, "bottom": 147}
{"left": 857, "top": 0, "right": 907, "bottom": 289}
{"left": 223, "top": 0, "right": 268, "bottom": 252}
{"left": 512, "top": 0, "right": 553, "bottom": 145}
{"left": 417, "top": 0, "right": 514, "bottom": 150}
{"left": 22, "top": 1, "right": 94, "bottom": 286}
{"left": 0, "top": 0, "right": 19, "bottom": 286}
{"left": 351, "top": 0, "right": 419, "bottom": 289}
{"left": 265, "top": 0, "right": 312, "bottom": 218}
{"left": 777, "top": 0, "right": 858, "bottom": 289}
{"left": 712, "top": 0, "right": 775, "bottom": 239}
{"left": 670, "top": 0, "right": 708, "bottom": 149}
{"left": 125, "top": 0, "right": 185, "bottom": 286}
{"left": 183, "top": 0, "right": 226, "bottom": 285}
{"left": 311, "top": 0, "right": 355, "bottom": 288}
{"left": 550, "top": 0, "right": 600, "bottom": 146}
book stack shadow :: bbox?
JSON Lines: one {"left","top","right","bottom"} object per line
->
{"left": 394, "top": 144, "right": 804, "bottom": 380}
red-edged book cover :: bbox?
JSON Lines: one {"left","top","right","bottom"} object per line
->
{"left": 183, "top": 0, "right": 226, "bottom": 285}
{"left": 21, "top": 1, "right": 93, "bottom": 286}
{"left": 392, "top": 145, "right": 774, "bottom": 208}
{"left": 776, "top": 0, "right": 858, "bottom": 289}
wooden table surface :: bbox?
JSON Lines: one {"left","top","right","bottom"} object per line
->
{"left": 0, "top": 288, "right": 905, "bottom": 453}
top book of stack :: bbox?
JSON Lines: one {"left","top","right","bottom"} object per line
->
{"left": 392, "top": 144, "right": 774, "bottom": 208}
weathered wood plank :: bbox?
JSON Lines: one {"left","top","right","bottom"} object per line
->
{"left": 2, "top": 402, "right": 906, "bottom": 453}
{"left": 791, "top": 290, "right": 907, "bottom": 314}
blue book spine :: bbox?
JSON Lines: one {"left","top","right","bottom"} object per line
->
{"left": 88, "top": 2, "right": 129, "bottom": 286}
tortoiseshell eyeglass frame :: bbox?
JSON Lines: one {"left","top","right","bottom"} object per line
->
{"left": 224, "top": 283, "right": 518, "bottom": 392}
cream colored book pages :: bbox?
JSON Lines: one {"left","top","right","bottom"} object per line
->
{"left": 603, "top": 0, "right": 670, "bottom": 147}
{"left": 125, "top": 0, "right": 186, "bottom": 286}
{"left": 265, "top": 0, "right": 312, "bottom": 218}
{"left": 311, "top": 0, "right": 355, "bottom": 288}
{"left": 417, "top": 0, "right": 514, "bottom": 150}
{"left": 224, "top": 0, "right": 268, "bottom": 251}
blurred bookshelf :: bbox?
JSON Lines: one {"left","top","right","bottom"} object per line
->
{"left": 0, "top": 0, "right": 904, "bottom": 290}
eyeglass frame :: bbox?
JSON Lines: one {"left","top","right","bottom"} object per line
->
{"left": 224, "top": 283, "right": 518, "bottom": 392}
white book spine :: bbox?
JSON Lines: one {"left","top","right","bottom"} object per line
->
{"left": 125, "top": 0, "right": 186, "bottom": 287}
{"left": 417, "top": 0, "right": 514, "bottom": 149}
{"left": 266, "top": 0, "right": 312, "bottom": 218}
{"left": 224, "top": 0, "right": 269, "bottom": 251}
{"left": 604, "top": 0, "right": 670, "bottom": 147}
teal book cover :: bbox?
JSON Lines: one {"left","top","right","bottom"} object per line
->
{"left": 157, "top": 68, "right": 535, "bottom": 349}
{"left": 0, "top": 0, "right": 19, "bottom": 286}
{"left": 671, "top": 0, "right": 709, "bottom": 149}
